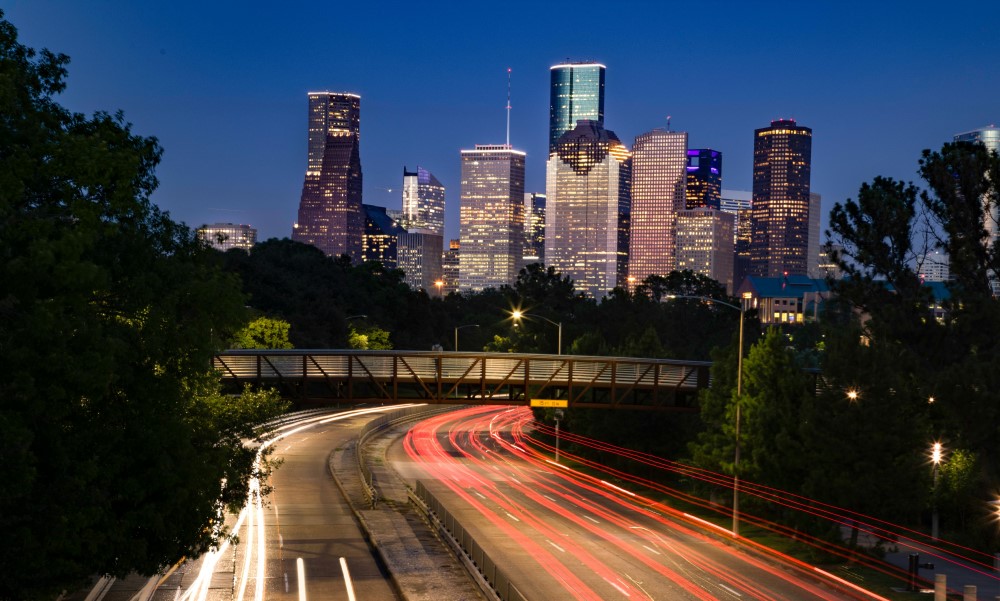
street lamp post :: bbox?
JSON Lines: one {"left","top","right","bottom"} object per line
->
{"left": 454, "top": 324, "right": 480, "bottom": 352}
{"left": 931, "top": 442, "right": 942, "bottom": 540}
{"left": 554, "top": 408, "right": 564, "bottom": 463}
{"left": 665, "top": 292, "right": 751, "bottom": 537}
{"left": 511, "top": 310, "right": 562, "bottom": 355}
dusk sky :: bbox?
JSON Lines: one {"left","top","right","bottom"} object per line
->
{"left": 7, "top": 1, "right": 1000, "bottom": 244}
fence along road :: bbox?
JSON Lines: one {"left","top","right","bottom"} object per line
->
{"left": 214, "top": 349, "right": 712, "bottom": 411}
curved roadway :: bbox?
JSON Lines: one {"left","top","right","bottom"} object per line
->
{"left": 393, "top": 405, "right": 886, "bottom": 601}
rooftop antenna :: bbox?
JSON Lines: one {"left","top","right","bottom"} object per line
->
{"left": 506, "top": 67, "right": 512, "bottom": 148}
{"left": 666, "top": 115, "right": 672, "bottom": 131}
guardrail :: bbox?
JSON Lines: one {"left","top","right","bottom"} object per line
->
{"left": 412, "top": 480, "right": 527, "bottom": 601}
{"left": 214, "top": 350, "right": 711, "bottom": 411}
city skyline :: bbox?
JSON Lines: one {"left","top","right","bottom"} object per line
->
{"left": 8, "top": 2, "right": 1000, "bottom": 245}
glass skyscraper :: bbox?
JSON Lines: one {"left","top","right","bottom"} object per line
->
{"left": 293, "top": 92, "right": 364, "bottom": 261}
{"left": 750, "top": 119, "right": 812, "bottom": 278}
{"left": 523, "top": 192, "right": 546, "bottom": 265}
{"left": 629, "top": 128, "right": 687, "bottom": 282}
{"left": 401, "top": 166, "right": 446, "bottom": 236}
{"left": 196, "top": 223, "right": 257, "bottom": 252}
{"left": 546, "top": 120, "right": 631, "bottom": 299}
{"left": 685, "top": 149, "right": 722, "bottom": 209}
{"left": 549, "top": 62, "right": 606, "bottom": 153}
{"left": 459, "top": 145, "right": 526, "bottom": 292}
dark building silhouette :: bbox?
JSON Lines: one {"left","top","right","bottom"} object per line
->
{"left": 750, "top": 119, "right": 812, "bottom": 277}
{"left": 362, "top": 204, "right": 404, "bottom": 268}
{"left": 685, "top": 149, "right": 722, "bottom": 209}
{"left": 292, "top": 92, "right": 364, "bottom": 261}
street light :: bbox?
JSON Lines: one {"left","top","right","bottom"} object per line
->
{"left": 346, "top": 314, "right": 367, "bottom": 321}
{"left": 454, "top": 324, "right": 480, "bottom": 352}
{"left": 931, "top": 441, "right": 943, "bottom": 540}
{"left": 511, "top": 310, "right": 563, "bottom": 355}
{"left": 434, "top": 279, "right": 444, "bottom": 298}
{"left": 665, "top": 292, "right": 751, "bottom": 537}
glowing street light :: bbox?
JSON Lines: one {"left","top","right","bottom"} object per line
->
{"left": 847, "top": 389, "right": 860, "bottom": 403}
{"left": 511, "top": 310, "right": 562, "bottom": 355}
{"left": 664, "top": 292, "right": 752, "bottom": 537}
{"left": 931, "top": 441, "right": 943, "bottom": 540}
{"left": 434, "top": 279, "right": 444, "bottom": 297}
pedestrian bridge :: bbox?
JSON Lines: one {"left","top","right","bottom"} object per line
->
{"left": 214, "top": 350, "right": 712, "bottom": 411}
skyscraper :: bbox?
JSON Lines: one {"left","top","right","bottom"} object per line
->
{"left": 459, "top": 145, "right": 526, "bottom": 292}
{"left": 549, "top": 62, "right": 606, "bottom": 153}
{"left": 676, "top": 208, "right": 735, "bottom": 292}
{"left": 362, "top": 204, "right": 403, "bottom": 268}
{"left": 629, "top": 128, "right": 687, "bottom": 282}
{"left": 292, "top": 92, "right": 364, "bottom": 261}
{"left": 720, "top": 189, "right": 753, "bottom": 288}
{"left": 546, "top": 120, "right": 631, "bottom": 299}
{"left": 953, "top": 125, "right": 1000, "bottom": 293}
{"left": 401, "top": 166, "right": 446, "bottom": 235}
{"left": 523, "top": 192, "right": 546, "bottom": 265}
{"left": 685, "top": 149, "right": 722, "bottom": 209}
{"left": 750, "top": 119, "right": 812, "bottom": 277}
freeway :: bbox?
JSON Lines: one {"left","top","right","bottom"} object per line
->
{"left": 82, "top": 406, "right": 404, "bottom": 601}
{"left": 395, "top": 405, "right": 886, "bottom": 601}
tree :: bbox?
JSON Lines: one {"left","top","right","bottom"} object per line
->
{"left": 231, "top": 316, "right": 294, "bottom": 349}
{"left": 0, "top": 14, "right": 285, "bottom": 598}
{"left": 348, "top": 324, "right": 393, "bottom": 350}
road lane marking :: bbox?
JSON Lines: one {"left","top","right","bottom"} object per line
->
{"left": 543, "top": 495, "right": 556, "bottom": 502}
{"left": 340, "top": 557, "right": 357, "bottom": 601}
{"left": 642, "top": 544, "right": 661, "bottom": 555}
{"left": 297, "top": 558, "right": 307, "bottom": 601}
{"left": 718, "top": 582, "right": 742, "bottom": 597}
{"left": 474, "top": 491, "right": 487, "bottom": 500}
{"left": 547, "top": 540, "right": 565, "bottom": 553}
{"left": 604, "top": 577, "right": 630, "bottom": 597}
{"left": 505, "top": 512, "right": 521, "bottom": 522}
{"left": 584, "top": 515, "right": 600, "bottom": 524}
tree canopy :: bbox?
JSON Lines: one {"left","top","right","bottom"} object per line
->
{"left": 0, "top": 14, "right": 285, "bottom": 598}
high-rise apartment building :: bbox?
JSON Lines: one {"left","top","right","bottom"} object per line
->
{"left": 546, "top": 120, "right": 631, "bottom": 299}
{"left": 629, "top": 128, "right": 687, "bottom": 282}
{"left": 459, "top": 145, "right": 526, "bottom": 292}
{"left": 197, "top": 223, "right": 257, "bottom": 252}
{"left": 750, "top": 119, "right": 812, "bottom": 277}
{"left": 720, "top": 189, "right": 753, "bottom": 289}
{"left": 686, "top": 149, "right": 722, "bottom": 209}
{"left": 549, "top": 62, "right": 606, "bottom": 153}
{"left": 292, "top": 92, "right": 364, "bottom": 261}
{"left": 401, "top": 166, "right": 446, "bottom": 235}
{"left": 523, "top": 192, "right": 546, "bottom": 265}
{"left": 676, "top": 208, "right": 735, "bottom": 292}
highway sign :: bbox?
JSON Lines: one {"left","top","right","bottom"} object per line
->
{"left": 530, "top": 398, "right": 568, "bottom": 408}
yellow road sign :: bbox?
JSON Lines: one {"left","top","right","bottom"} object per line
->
{"left": 530, "top": 398, "right": 568, "bottom": 408}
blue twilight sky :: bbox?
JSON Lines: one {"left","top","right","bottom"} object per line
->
{"left": 5, "top": 1, "right": 999, "bottom": 244}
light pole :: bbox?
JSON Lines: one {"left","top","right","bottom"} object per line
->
{"left": 554, "top": 408, "right": 564, "bottom": 462}
{"left": 454, "top": 324, "right": 480, "bottom": 352}
{"left": 665, "top": 292, "right": 751, "bottom": 537}
{"left": 511, "top": 310, "right": 562, "bottom": 355}
{"left": 931, "top": 441, "right": 943, "bottom": 540}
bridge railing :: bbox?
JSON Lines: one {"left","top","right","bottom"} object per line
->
{"left": 214, "top": 349, "right": 712, "bottom": 411}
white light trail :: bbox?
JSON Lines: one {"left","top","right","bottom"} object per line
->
{"left": 340, "top": 557, "right": 357, "bottom": 601}
{"left": 296, "top": 558, "right": 307, "bottom": 601}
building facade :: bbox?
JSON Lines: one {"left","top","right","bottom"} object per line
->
{"left": 675, "top": 209, "right": 735, "bottom": 292}
{"left": 362, "top": 204, "right": 403, "bottom": 268}
{"left": 954, "top": 125, "right": 1000, "bottom": 294}
{"left": 720, "top": 189, "right": 753, "bottom": 289}
{"left": 523, "top": 192, "right": 546, "bottom": 265}
{"left": 398, "top": 230, "right": 444, "bottom": 294}
{"left": 442, "top": 239, "right": 460, "bottom": 295}
{"left": 629, "top": 128, "right": 687, "bottom": 282}
{"left": 750, "top": 119, "right": 812, "bottom": 277}
{"left": 401, "top": 166, "right": 446, "bottom": 235}
{"left": 549, "top": 62, "right": 606, "bottom": 153}
{"left": 546, "top": 120, "right": 631, "bottom": 299}
{"left": 197, "top": 223, "right": 257, "bottom": 252}
{"left": 459, "top": 145, "right": 526, "bottom": 292}
{"left": 685, "top": 149, "right": 722, "bottom": 209}
{"left": 292, "top": 92, "right": 364, "bottom": 261}
{"left": 807, "top": 192, "right": 823, "bottom": 278}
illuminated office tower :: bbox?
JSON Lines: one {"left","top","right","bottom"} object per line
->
{"left": 197, "top": 223, "right": 257, "bottom": 252}
{"left": 442, "top": 239, "right": 460, "bottom": 295}
{"left": 953, "top": 125, "right": 1000, "bottom": 293}
{"left": 549, "top": 62, "right": 606, "bottom": 153}
{"left": 398, "top": 230, "right": 444, "bottom": 293}
{"left": 629, "top": 128, "right": 687, "bottom": 282}
{"left": 676, "top": 208, "right": 735, "bottom": 292}
{"left": 546, "top": 120, "right": 631, "bottom": 299}
{"left": 459, "top": 145, "right": 525, "bottom": 292}
{"left": 750, "top": 119, "right": 812, "bottom": 277}
{"left": 685, "top": 149, "right": 722, "bottom": 209}
{"left": 292, "top": 92, "right": 364, "bottom": 261}
{"left": 362, "top": 204, "right": 403, "bottom": 268}
{"left": 401, "top": 166, "right": 446, "bottom": 235}
{"left": 720, "top": 189, "right": 752, "bottom": 288}
{"left": 523, "top": 192, "right": 546, "bottom": 265}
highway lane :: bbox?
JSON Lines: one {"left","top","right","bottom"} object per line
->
{"left": 395, "top": 406, "right": 886, "bottom": 601}
{"left": 86, "top": 406, "right": 404, "bottom": 601}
